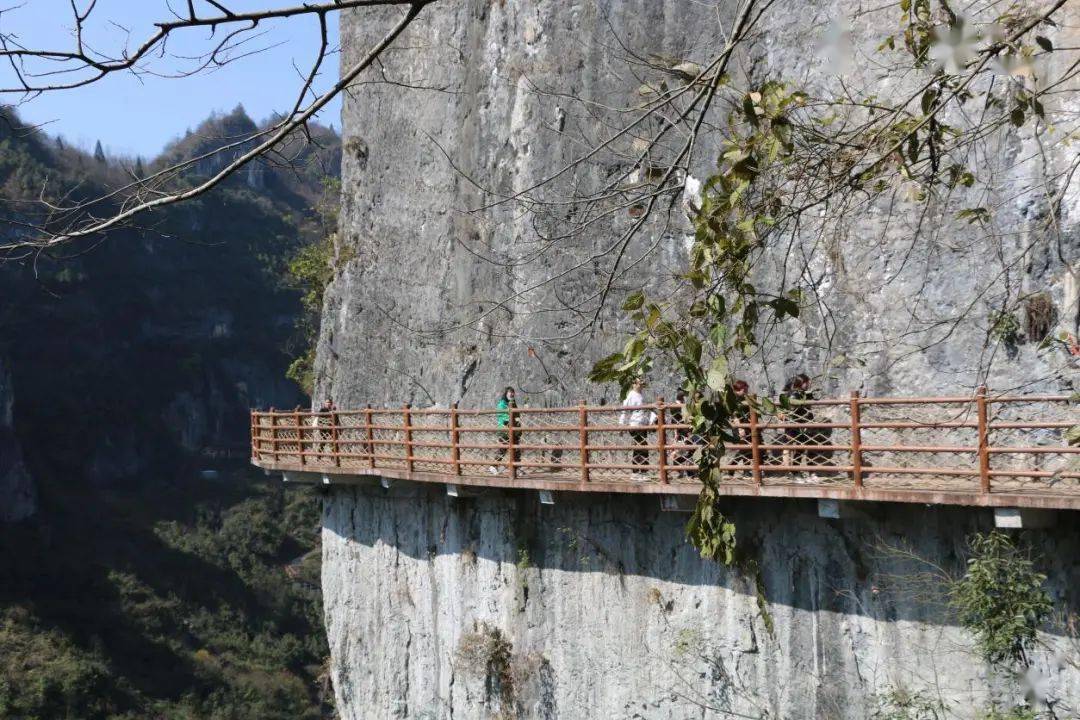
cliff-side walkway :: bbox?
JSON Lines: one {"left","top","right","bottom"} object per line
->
{"left": 251, "top": 391, "right": 1078, "bottom": 509}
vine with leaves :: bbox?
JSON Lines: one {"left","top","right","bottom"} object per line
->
{"left": 590, "top": 0, "right": 1067, "bottom": 564}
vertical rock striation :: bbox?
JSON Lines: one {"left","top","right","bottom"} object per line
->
{"left": 319, "top": 0, "right": 1079, "bottom": 408}
{"left": 319, "top": 1, "right": 1080, "bottom": 717}
{"left": 323, "top": 486, "right": 1080, "bottom": 719}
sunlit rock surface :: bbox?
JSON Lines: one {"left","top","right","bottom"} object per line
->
{"left": 323, "top": 486, "right": 1080, "bottom": 719}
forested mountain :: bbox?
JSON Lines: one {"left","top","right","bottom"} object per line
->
{"left": 0, "top": 108, "right": 338, "bottom": 719}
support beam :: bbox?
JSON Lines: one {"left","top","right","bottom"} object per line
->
{"left": 818, "top": 498, "right": 841, "bottom": 519}
{"left": 816, "top": 498, "right": 873, "bottom": 520}
{"left": 993, "top": 507, "right": 1057, "bottom": 529}
{"left": 282, "top": 471, "right": 321, "bottom": 485}
{"left": 446, "top": 483, "right": 486, "bottom": 498}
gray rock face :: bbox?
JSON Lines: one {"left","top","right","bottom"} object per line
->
{"left": 0, "top": 357, "right": 35, "bottom": 522}
{"left": 318, "top": 1, "right": 1079, "bottom": 409}
{"left": 323, "top": 485, "right": 1080, "bottom": 719}
{"left": 319, "top": 1, "right": 1080, "bottom": 717}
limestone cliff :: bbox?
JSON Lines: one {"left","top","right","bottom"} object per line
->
{"left": 317, "top": 0, "right": 1078, "bottom": 408}
{"left": 318, "top": 1, "right": 1080, "bottom": 717}
{"left": 323, "top": 486, "right": 1079, "bottom": 719}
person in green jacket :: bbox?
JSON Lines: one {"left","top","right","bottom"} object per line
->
{"left": 490, "top": 386, "right": 518, "bottom": 474}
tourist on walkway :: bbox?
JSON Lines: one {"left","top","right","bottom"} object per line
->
{"left": 619, "top": 378, "right": 654, "bottom": 474}
{"left": 778, "top": 374, "right": 814, "bottom": 469}
{"left": 730, "top": 379, "right": 753, "bottom": 470}
{"left": 490, "top": 386, "right": 519, "bottom": 474}
{"left": 672, "top": 389, "right": 693, "bottom": 474}
{"left": 313, "top": 398, "right": 335, "bottom": 463}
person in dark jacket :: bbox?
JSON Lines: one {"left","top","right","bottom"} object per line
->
{"left": 778, "top": 374, "right": 813, "bottom": 470}
{"left": 730, "top": 380, "right": 754, "bottom": 471}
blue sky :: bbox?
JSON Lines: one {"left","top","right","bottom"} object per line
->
{"left": 1, "top": 1, "right": 342, "bottom": 159}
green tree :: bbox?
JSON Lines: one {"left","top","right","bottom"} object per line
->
{"left": 950, "top": 531, "right": 1052, "bottom": 666}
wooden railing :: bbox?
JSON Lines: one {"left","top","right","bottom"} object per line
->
{"left": 250, "top": 391, "right": 1079, "bottom": 508}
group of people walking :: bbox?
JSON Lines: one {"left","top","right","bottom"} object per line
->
{"left": 484, "top": 374, "right": 829, "bottom": 479}
{"left": 614, "top": 373, "right": 831, "bottom": 478}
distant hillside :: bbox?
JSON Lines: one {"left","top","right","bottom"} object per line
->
{"left": 0, "top": 108, "right": 339, "bottom": 719}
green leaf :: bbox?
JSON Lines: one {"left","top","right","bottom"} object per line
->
{"left": 709, "top": 323, "right": 728, "bottom": 348}
{"left": 956, "top": 207, "right": 990, "bottom": 224}
{"left": 622, "top": 292, "right": 645, "bottom": 311}
{"left": 770, "top": 296, "right": 800, "bottom": 319}
{"left": 588, "top": 352, "right": 624, "bottom": 382}
{"left": 681, "top": 334, "right": 702, "bottom": 364}
{"left": 618, "top": 336, "right": 646, "bottom": 371}
{"left": 1010, "top": 106, "right": 1025, "bottom": 127}
{"left": 1035, "top": 35, "right": 1053, "bottom": 52}
{"left": 741, "top": 95, "right": 760, "bottom": 126}
{"left": 921, "top": 88, "right": 938, "bottom": 115}
{"left": 706, "top": 356, "right": 729, "bottom": 390}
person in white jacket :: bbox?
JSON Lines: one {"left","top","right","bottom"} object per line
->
{"left": 619, "top": 378, "right": 655, "bottom": 474}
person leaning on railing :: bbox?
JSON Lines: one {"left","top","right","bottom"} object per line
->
{"left": 619, "top": 378, "right": 656, "bottom": 476}
{"left": 778, "top": 374, "right": 822, "bottom": 482}
{"left": 730, "top": 380, "right": 753, "bottom": 472}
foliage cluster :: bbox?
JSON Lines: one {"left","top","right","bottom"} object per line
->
{"left": 949, "top": 531, "right": 1052, "bottom": 665}
{"left": 0, "top": 109, "right": 337, "bottom": 719}
{"left": 870, "top": 686, "right": 1042, "bottom": 720}
{"left": 456, "top": 623, "right": 517, "bottom": 714}
{"left": 591, "top": 0, "right": 1066, "bottom": 563}
{"left": 0, "top": 473, "right": 329, "bottom": 720}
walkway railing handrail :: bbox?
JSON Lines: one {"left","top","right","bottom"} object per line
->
{"left": 250, "top": 390, "right": 1078, "bottom": 506}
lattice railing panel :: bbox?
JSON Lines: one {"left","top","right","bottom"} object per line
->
{"left": 250, "top": 392, "right": 1077, "bottom": 503}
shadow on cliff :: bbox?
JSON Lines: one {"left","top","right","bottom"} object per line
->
{"left": 322, "top": 483, "right": 1080, "bottom": 632}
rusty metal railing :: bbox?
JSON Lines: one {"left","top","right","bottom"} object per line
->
{"left": 250, "top": 390, "right": 1078, "bottom": 508}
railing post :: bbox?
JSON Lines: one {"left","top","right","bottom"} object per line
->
{"left": 330, "top": 410, "right": 340, "bottom": 468}
{"left": 365, "top": 403, "right": 375, "bottom": 469}
{"left": 250, "top": 412, "right": 257, "bottom": 462}
{"left": 656, "top": 397, "right": 668, "bottom": 484}
{"left": 450, "top": 402, "right": 461, "bottom": 476}
{"left": 748, "top": 403, "right": 762, "bottom": 487}
{"left": 403, "top": 403, "right": 414, "bottom": 473}
{"left": 976, "top": 385, "right": 991, "bottom": 495}
{"left": 507, "top": 405, "right": 517, "bottom": 480}
{"left": 296, "top": 410, "right": 305, "bottom": 466}
{"left": 849, "top": 391, "right": 863, "bottom": 490}
{"left": 270, "top": 413, "right": 279, "bottom": 464}
{"left": 579, "top": 401, "right": 589, "bottom": 484}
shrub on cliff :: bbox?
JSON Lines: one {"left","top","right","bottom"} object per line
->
{"left": 950, "top": 531, "right": 1052, "bottom": 666}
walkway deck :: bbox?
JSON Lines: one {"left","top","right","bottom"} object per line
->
{"left": 251, "top": 391, "right": 1079, "bottom": 510}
